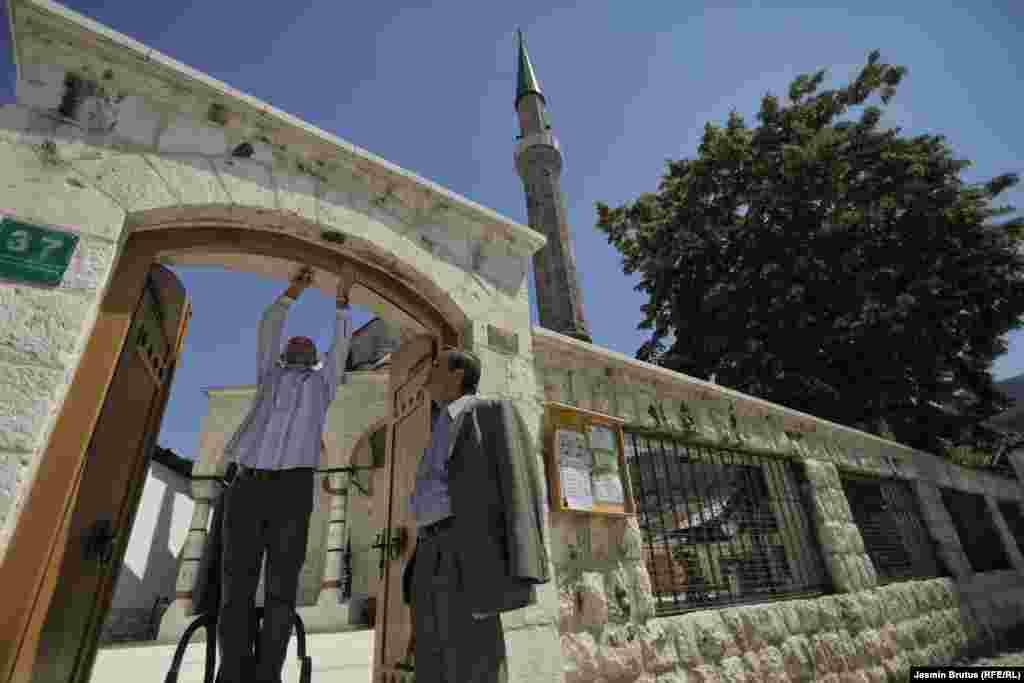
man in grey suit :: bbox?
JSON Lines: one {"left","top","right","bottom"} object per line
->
{"left": 403, "top": 344, "right": 550, "bottom": 683}
{"left": 216, "top": 265, "right": 355, "bottom": 683}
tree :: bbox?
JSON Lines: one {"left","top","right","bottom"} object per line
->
{"left": 595, "top": 50, "right": 1024, "bottom": 458}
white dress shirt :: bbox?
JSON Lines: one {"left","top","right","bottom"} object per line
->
{"left": 224, "top": 294, "right": 353, "bottom": 470}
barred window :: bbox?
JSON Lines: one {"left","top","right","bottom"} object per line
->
{"left": 839, "top": 473, "right": 945, "bottom": 583}
{"left": 997, "top": 500, "right": 1024, "bottom": 557}
{"left": 940, "top": 488, "right": 1011, "bottom": 573}
{"left": 625, "top": 431, "right": 829, "bottom": 615}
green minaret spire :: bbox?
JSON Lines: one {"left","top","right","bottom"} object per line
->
{"left": 515, "top": 28, "right": 545, "bottom": 109}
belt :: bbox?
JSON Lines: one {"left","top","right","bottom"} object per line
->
{"left": 236, "top": 466, "right": 313, "bottom": 482}
{"left": 417, "top": 516, "right": 455, "bottom": 539}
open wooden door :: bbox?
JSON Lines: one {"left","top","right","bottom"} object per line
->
{"left": 372, "top": 333, "right": 437, "bottom": 683}
{"left": 23, "top": 263, "right": 190, "bottom": 683}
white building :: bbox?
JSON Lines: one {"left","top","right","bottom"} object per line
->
{"left": 100, "top": 448, "right": 195, "bottom": 643}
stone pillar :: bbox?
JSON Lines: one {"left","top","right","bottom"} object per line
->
{"left": 911, "top": 480, "right": 973, "bottom": 580}
{"left": 763, "top": 462, "right": 810, "bottom": 590}
{"left": 987, "top": 495, "right": 1024, "bottom": 572}
{"left": 295, "top": 470, "right": 354, "bottom": 633}
{"left": 802, "top": 460, "right": 878, "bottom": 592}
{"left": 156, "top": 476, "right": 221, "bottom": 643}
{"left": 320, "top": 471, "right": 349, "bottom": 601}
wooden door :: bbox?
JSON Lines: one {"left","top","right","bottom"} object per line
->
{"left": 372, "top": 334, "right": 437, "bottom": 683}
{"left": 26, "top": 264, "right": 190, "bottom": 683}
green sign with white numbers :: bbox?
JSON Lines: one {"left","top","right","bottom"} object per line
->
{"left": 0, "top": 215, "right": 80, "bottom": 286}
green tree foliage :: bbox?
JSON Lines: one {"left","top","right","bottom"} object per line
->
{"left": 596, "top": 51, "right": 1024, "bottom": 459}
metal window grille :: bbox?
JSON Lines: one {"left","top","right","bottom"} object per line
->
{"left": 998, "top": 500, "right": 1024, "bottom": 558}
{"left": 625, "top": 430, "right": 829, "bottom": 615}
{"left": 940, "top": 488, "right": 1012, "bottom": 573}
{"left": 839, "top": 473, "right": 945, "bottom": 583}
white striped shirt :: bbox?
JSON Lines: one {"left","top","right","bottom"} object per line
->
{"left": 224, "top": 295, "right": 353, "bottom": 470}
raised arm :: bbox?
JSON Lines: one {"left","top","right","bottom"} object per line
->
{"left": 256, "top": 266, "right": 313, "bottom": 383}
{"left": 323, "top": 263, "right": 357, "bottom": 403}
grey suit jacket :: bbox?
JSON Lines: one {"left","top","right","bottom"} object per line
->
{"left": 402, "top": 398, "right": 550, "bottom": 613}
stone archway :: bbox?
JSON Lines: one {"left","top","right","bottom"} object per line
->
{"left": 0, "top": 205, "right": 470, "bottom": 680}
{"left": 125, "top": 204, "right": 467, "bottom": 346}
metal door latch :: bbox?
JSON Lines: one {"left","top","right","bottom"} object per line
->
{"left": 372, "top": 527, "right": 408, "bottom": 578}
{"left": 84, "top": 518, "right": 117, "bottom": 564}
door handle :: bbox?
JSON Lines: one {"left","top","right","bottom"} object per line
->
{"left": 372, "top": 531, "right": 388, "bottom": 579}
{"left": 389, "top": 527, "right": 407, "bottom": 561}
{"left": 84, "top": 518, "right": 118, "bottom": 564}
{"left": 372, "top": 527, "right": 409, "bottom": 578}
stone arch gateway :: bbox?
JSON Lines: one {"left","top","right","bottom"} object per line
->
{"left": 0, "top": 1, "right": 557, "bottom": 682}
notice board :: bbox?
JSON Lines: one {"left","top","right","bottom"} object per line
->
{"left": 544, "top": 401, "right": 636, "bottom": 517}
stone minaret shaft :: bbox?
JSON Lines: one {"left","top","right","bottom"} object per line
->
{"left": 514, "top": 30, "right": 591, "bottom": 343}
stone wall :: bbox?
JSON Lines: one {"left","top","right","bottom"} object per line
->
{"left": 562, "top": 577, "right": 981, "bottom": 682}
{"left": 532, "top": 327, "right": 1024, "bottom": 681}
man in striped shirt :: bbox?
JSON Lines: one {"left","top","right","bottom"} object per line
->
{"left": 217, "top": 265, "right": 354, "bottom": 683}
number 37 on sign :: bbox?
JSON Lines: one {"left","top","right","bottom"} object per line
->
{"left": 0, "top": 214, "right": 80, "bottom": 287}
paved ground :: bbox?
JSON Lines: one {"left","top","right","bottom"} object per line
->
{"left": 93, "top": 629, "right": 375, "bottom": 683}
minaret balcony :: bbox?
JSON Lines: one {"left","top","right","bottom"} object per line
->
{"left": 514, "top": 131, "right": 561, "bottom": 161}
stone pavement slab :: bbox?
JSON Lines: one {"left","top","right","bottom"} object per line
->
{"left": 92, "top": 628, "right": 374, "bottom": 683}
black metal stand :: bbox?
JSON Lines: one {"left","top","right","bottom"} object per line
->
{"left": 163, "top": 609, "right": 312, "bottom": 683}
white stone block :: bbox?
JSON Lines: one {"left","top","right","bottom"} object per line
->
{"left": 158, "top": 114, "right": 227, "bottom": 156}
{"left": 318, "top": 188, "right": 378, "bottom": 243}
{"left": 146, "top": 154, "right": 229, "bottom": 206}
{"left": 277, "top": 172, "right": 318, "bottom": 223}
{"left": 0, "top": 362, "right": 63, "bottom": 453}
{"left": 0, "top": 286, "right": 91, "bottom": 369}
{"left": 210, "top": 158, "right": 276, "bottom": 209}
{"left": 112, "top": 95, "right": 161, "bottom": 147}
{"left": 60, "top": 236, "right": 116, "bottom": 293}
{"left": 0, "top": 139, "right": 126, "bottom": 241}
{"left": 70, "top": 152, "right": 177, "bottom": 213}
{"left": 478, "top": 241, "right": 527, "bottom": 291}
{"left": 415, "top": 222, "right": 471, "bottom": 268}
{"left": 0, "top": 105, "right": 36, "bottom": 141}
{"left": 251, "top": 141, "right": 274, "bottom": 164}
{"left": 15, "top": 63, "right": 66, "bottom": 111}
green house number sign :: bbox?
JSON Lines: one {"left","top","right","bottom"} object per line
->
{"left": 0, "top": 215, "right": 80, "bottom": 286}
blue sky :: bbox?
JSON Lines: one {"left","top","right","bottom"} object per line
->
{"left": 1, "top": 1, "right": 1022, "bottom": 461}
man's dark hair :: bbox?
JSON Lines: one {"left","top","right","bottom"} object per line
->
{"left": 448, "top": 349, "right": 481, "bottom": 395}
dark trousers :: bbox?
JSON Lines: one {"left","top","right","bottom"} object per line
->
{"left": 217, "top": 468, "right": 314, "bottom": 683}
{"left": 412, "top": 523, "right": 507, "bottom": 683}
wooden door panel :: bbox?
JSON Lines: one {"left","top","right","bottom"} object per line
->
{"left": 373, "top": 334, "right": 437, "bottom": 683}
{"left": 28, "top": 264, "right": 189, "bottom": 683}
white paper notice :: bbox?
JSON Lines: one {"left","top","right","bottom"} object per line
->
{"left": 560, "top": 464, "right": 594, "bottom": 510}
{"left": 593, "top": 473, "right": 625, "bottom": 505}
{"left": 588, "top": 425, "right": 616, "bottom": 452}
{"left": 556, "top": 428, "right": 591, "bottom": 466}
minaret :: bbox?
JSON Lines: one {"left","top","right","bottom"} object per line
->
{"left": 514, "top": 29, "right": 592, "bottom": 343}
